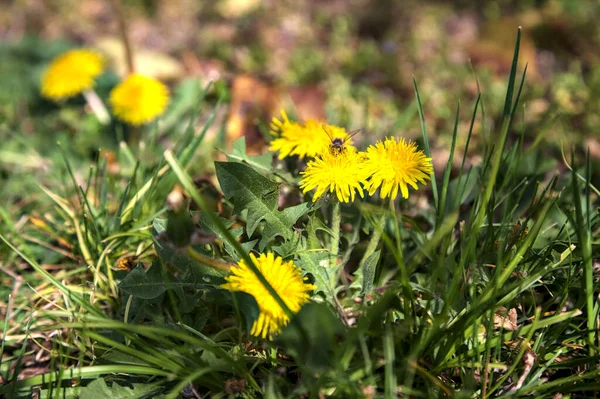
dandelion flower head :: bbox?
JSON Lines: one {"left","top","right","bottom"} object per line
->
{"left": 363, "top": 137, "right": 433, "bottom": 200}
{"left": 222, "top": 252, "right": 315, "bottom": 339}
{"left": 269, "top": 110, "right": 353, "bottom": 159}
{"left": 109, "top": 74, "right": 169, "bottom": 125}
{"left": 41, "top": 49, "right": 104, "bottom": 101}
{"left": 300, "top": 147, "right": 368, "bottom": 203}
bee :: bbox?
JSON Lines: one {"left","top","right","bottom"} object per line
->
{"left": 323, "top": 126, "right": 361, "bottom": 155}
{"left": 115, "top": 255, "right": 137, "bottom": 271}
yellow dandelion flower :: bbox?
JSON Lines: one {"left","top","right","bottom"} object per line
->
{"left": 269, "top": 109, "right": 298, "bottom": 136}
{"left": 222, "top": 252, "right": 315, "bottom": 339}
{"left": 300, "top": 148, "right": 368, "bottom": 203}
{"left": 41, "top": 49, "right": 104, "bottom": 100}
{"left": 109, "top": 74, "right": 169, "bottom": 125}
{"left": 269, "top": 110, "right": 353, "bottom": 159}
{"left": 363, "top": 137, "right": 433, "bottom": 200}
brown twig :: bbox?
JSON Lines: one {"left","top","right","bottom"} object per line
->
{"left": 110, "top": 0, "right": 135, "bottom": 74}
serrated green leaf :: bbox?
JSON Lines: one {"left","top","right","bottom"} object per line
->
{"left": 118, "top": 263, "right": 213, "bottom": 300}
{"left": 360, "top": 249, "right": 380, "bottom": 294}
{"left": 78, "top": 378, "right": 160, "bottom": 399}
{"left": 226, "top": 137, "right": 273, "bottom": 172}
{"left": 306, "top": 213, "right": 330, "bottom": 250}
{"left": 272, "top": 232, "right": 301, "bottom": 258}
{"left": 198, "top": 212, "right": 257, "bottom": 259}
{"left": 297, "top": 250, "right": 336, "bottom": 299}
{"left": 215, "top": 161, "right": 310, "bottom": 249}
{"left": 118, "top": 264, "right": 167, "bottom": 299}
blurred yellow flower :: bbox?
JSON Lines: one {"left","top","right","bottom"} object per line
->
{"left": 300, "top": 148, "right": 368, "bottom": 203}
{"left": 222, "top": 252, "right": 315, "bottom": 339}
{"left": 363, "top": 137, "right": 433, "bottom": 200}
{"left": 269, "top": 111, "right": 353, "bottom": 159}
{"left": 109, "top": 74, "right": 169, "bottom": 125}
{"left": 41, "top": 49, "right": 104, "bottom": 101}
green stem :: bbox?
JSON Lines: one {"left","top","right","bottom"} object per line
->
{"left": 83, "top": 89, "right": 111, "bottom": 124}
{"left": 330, "top": 198, "right": 341, "bottom": 257}
{"left": 187, "top": 247, "right": 233, "bottom": 272}
{"left": 128, "top": 126, "right": 141, "bottom": 151}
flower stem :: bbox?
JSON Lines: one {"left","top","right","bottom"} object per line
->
{"left": 83, "top": 89, "right": 111, "bottom": 125}
{"left": 331, "top": 198, "right": 341, "bottom": 257}
{"left": 187, "top": 246, "right": 233, "bottom": 272}
{"left": 128, "top": 126, "right": 141, "bottom": 150}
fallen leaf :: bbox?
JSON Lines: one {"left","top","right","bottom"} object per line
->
{"left": 494, "top": 307, "right": 518, "bottom": 331}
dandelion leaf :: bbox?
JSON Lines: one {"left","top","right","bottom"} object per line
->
{"left": 199, "top": 212, "right": 258, "bottom": 259}
{"left": 226, "top": 137, "right": 273, "bottom": 171}
{"left": 215, "top": 161, "right": 310, "bottom": 249}
{"left": 297, "top": 250, "right": 336, "bottom": 299}
{"left": 78, "top": 378, "right": 160, "bottom": 398}
{"left": 272, "top": 231, "right": 301, "bottom": 258}
{"left": 119, "top": 262, "right": 215, "bottom": 300}
{"left": 118, "top": 263, "right": 166, "bottom": 300}
{"left": 351, "top": 249, "right": 380, "bottom": 294}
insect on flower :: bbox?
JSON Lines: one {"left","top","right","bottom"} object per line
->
{"left": 323, "top": 126, "right": 361, "bottom": 155}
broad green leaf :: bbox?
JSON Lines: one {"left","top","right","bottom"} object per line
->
{"left": 215, "top": 161, "right": 310, "bottom": 249}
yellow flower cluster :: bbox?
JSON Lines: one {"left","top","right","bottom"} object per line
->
{"left": 269, "top": 111, "right": 354, "bottom": 159}
{"left": 41, "top": 49, "right": 170, "bottom": 125}
{"left": 222, "top": 252, "right": 315, "bottom": 339}
{"left": 300, "top": 147, "right": 368, "bottom": 203}
{"left": 270, "top": 111, "right": 434, "bottom": 202}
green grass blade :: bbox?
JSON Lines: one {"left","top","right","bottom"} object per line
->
{"left": 0, "top": 234, "right": 104, "bottom": 317}
{"left": 502, "top": 27, "right": 522, "bottom": 119}
{"left": 571, "top": 149, "right": 596, "bottom": 356}
{"left": 413, "top": 78, "right": 439, "bottom": 207}
{"left": 436, "top": 101, "right": 459, "bottom": 227}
